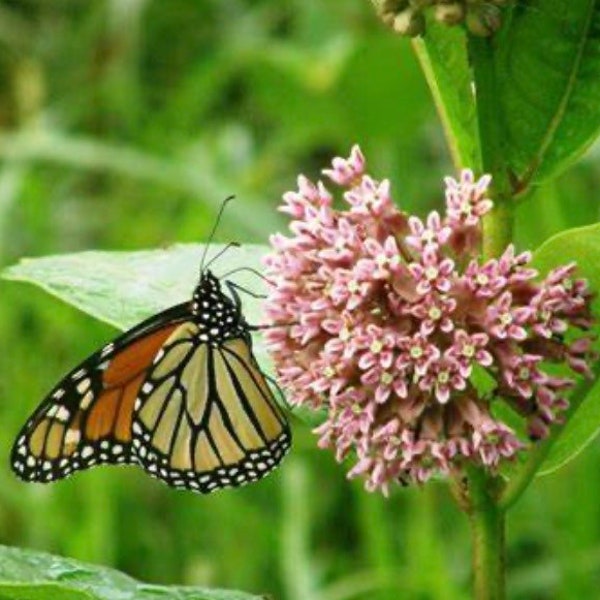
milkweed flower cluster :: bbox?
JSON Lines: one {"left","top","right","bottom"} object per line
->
{"left": 263, "top": 146, "right": 595, "bottom": 494}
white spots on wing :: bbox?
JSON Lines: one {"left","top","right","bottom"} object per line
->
{"left": 65, "top": 429, "right": 81, "bottom": 445}
{"left": 71, "top": 368, "right": 86, "bottom": 381}
{"left": 76, "top": 378, "right": 91, "bottom": 394}
{"left": 80, "top": 391, "right": 94, "bottom": 410}
{"left": 55, "top": 406, "right": 70, "bottom": 423}
{"left": 81, "top": 446, "right": 94, "bottom": 459}
{"left": 142, "top": 382, "right": 153, "bottom": 394}
{"left": 112, "top": 444, "right": 123, "bottom": 455}
{"left": 52, "top": 389, "right": 65, "bottom": 400}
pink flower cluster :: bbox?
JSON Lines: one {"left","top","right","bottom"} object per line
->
{"left": 263, "top": 146, "right": 595, "bottom": 494}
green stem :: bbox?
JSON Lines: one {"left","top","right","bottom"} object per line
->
{"left": 463, "top": 34, "right": 512, "bottom": 600}
{"left": 482, "top": 200, "right": 513, "bottom": 261}
{"left": 468, "top": 35, "right": 513, "bottom": 260}
{"left": 467, "top": 469, "right": 506, "bottom": 600}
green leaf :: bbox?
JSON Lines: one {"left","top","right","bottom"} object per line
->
{"left": 412, "top": 20, "right": 479, "bottom": 169}
{"left": 530, "top": 223, "right": 600, "bottom": 474}
{"left": 2, "top": 243, "right": 278, "bottom": 371}
{"left": 0, "top": 545, "right": 263, "bottom": 600}
{"left": 537, "top": 376, "right": 600, "bottom": 475}
{"left": 2, "top": 244, "right": 269, "bottom": 331}
{"left": 496, "top": 0, "right": 600, "bottom": 187}
{"left": 531, "top": 222, "right": 600, "bottom": 292}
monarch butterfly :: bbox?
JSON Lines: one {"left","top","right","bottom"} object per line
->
{"left": 11, "top": 210, "right": 291, "bottom": 494}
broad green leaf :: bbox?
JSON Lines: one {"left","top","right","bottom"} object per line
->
{"left": 2, "top": 244, "right": 274, "bottom": 369}
{"left": 537, "top": 376, "right": 600, "bottom": 475}
{"left": 530, "top": 223, "right": 600, "bottom": 474}
{"left": 412, "top": 20, "right": 479, "bottom": 170}
{"left": 0, "top": 545, "right": 262, "bottom": 600}
{"left": 496, "top": 0, "right": 600, "bottom": 186}
{"left": 531, "top": 223, "right": 600, "bottom": 293}
{"left": 3, "top": 244, "right": 269, "bottom": 331}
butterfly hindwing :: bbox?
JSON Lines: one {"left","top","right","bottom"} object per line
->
{"left": 11, "top": 304, "right": 190, "bottom": 482}
{"left": 131, "top": 322, "right": 291, "bottom": 493}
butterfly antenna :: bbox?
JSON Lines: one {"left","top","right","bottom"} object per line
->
{"left": 221, "top": 266, "right": 274, "bottom": 286}
{"left": 199, "top": 195, "right": 235, "bottom": 276}
{"left": 204, "top": 241, "right": 241, "bottom": 273}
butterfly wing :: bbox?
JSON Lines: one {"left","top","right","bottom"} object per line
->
{"left": 131, "top": 321, "right": 291, "bottom": 493}
{"left": 11, "top": 303, "right": 191, "bottom": 482}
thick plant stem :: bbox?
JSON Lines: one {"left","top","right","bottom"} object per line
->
{"left": 482, "top": 200, "right": 513, "bottom": 261}
{"left": 468, "top": 35, "right": 513, "bottom": 260}
{"left": 467, "top": 470, "right": 506, "bottom": 600}
{"left": 470, "top": 503, "right": 506, "bottom": 599}
{"left": 466, "top": 34, "right": 510, "bottom": 599}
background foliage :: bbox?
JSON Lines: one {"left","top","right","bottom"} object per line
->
{"left": 1, "top": 1, "right": 600, "bottom": 598}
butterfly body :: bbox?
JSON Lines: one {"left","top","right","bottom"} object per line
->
{"left": 11, "top": 269, "right": 290, "bottom": 494}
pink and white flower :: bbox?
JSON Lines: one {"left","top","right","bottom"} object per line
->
{"left": 263, "top": 146, "right": 595, "bottom": 493}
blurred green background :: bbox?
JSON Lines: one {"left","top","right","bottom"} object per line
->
{"left": 1, "top": 1, "right": 600, "bottom": 599}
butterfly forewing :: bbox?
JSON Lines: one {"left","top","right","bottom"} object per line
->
{"left": 11, "top": 305, "right": 189, "bottom": 482}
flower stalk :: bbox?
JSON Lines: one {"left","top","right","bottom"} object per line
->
{"left": 468, "top": 35, "right": 513, "bottom": 260}
{"left": 466, "top": 34, "right": 511, "bottom": 597}
{"left": 266, "top": 7, "right": 595, "bottom": 596}
{"left": 467, "top": 469, "right": 506, "bottom": 600}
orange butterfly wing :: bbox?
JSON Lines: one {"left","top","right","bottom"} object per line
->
{"left": 11, "top": 304, "right": 189, "bottom": 482}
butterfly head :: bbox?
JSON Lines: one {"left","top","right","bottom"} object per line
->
{"left": 192, "top": 270, "right": 223, "bottom": 306}
{"left": 191, "top": 270, "right": 242, "bottom": 338}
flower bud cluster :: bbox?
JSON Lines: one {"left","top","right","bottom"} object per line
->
{"left": 372, "top": 0, "right": 508, "bottom": 37}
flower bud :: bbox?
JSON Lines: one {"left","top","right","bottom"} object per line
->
{"left": 393, "top": 7, "right": 426, "bottom": 37}
{"left": 466, "top": 4, "right": 502, "bottom": 37}
{"left": 435, "top": 2, "right": 466, "bottom": 25}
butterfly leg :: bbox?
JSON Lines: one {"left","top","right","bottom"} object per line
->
{"left": 225, "top": 280, "right": 297, "bottom": 332}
